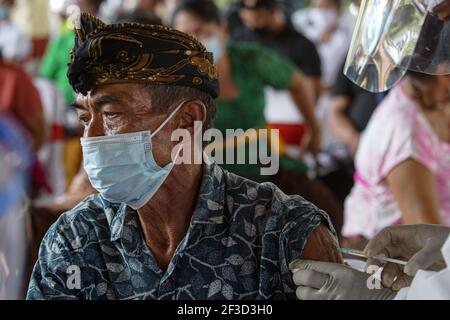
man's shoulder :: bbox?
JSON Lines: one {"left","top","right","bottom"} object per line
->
{"left": 46, "top": 194, "right": 112, "bottom": 246}
{"left": 60, "top": 194, "right": 108, "bottom": 224}
{"left": 221, "top": 169, "right": 328, "bottom": 228}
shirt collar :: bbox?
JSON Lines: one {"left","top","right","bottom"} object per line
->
{"left": 190, "top": 160, "right": 226, "bottom": 225}
{"left": 106, "top": 202, "right": 132, "bottom": 243}
{"left": 105, "top": 159, "right": 226, "bottom": 242}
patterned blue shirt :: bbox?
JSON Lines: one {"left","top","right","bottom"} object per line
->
{"left": 27, "top": 162, "right": 335, "bottom": 300}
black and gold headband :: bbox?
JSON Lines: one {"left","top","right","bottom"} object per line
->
{"left": 67, "top": 13, "right": 220, "bottom": 98}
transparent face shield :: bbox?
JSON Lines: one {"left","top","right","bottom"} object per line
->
{"left": 344, "top": 0, "right": 450, "bottom": 92}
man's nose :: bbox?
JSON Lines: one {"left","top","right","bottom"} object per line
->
{"left": 84, "top": 117, "right": 105, "bottom": 138}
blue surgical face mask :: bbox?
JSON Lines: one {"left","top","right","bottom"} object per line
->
{"left": 204, "top": 36, "right": 224, "bottom": 63}
{"left": 80, "top": 101, "right": 185, "bottom": 209}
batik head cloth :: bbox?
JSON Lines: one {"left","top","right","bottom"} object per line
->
{"left": 67, "top": 13, "right": 220, "bottom": 98}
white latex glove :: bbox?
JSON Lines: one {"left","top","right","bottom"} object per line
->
{"left": 290, "top": 260, "right": 396, "bottom": 300}
{"left": 364, "top": 224, "right": 450, "bottom": 291}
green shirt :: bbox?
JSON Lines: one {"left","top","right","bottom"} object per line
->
{"left": 39, "top": 31, "right": 75, "bottom": 105}
{"left": 216, "top": 42, "right": 305, "bottom": 179}
{"left": 216, "top": 42, "right": 295, "bottom": 132}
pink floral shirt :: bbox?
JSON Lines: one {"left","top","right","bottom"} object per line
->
{"left": 343, "top": 84, "right": 450, "bottom": 238}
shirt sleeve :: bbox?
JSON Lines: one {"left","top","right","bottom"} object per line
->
{"left": 26, "top": 221, "right": 79, "bottom": 300}
{"left": 332, "top": 64, "right": 354, "bottom": 97}
{"left": 295, "top": 38, "right": 322, "bottom": 77}
{"left": 379, "top": 113, "right": 439, "bottom": 179}
{"left": 250, "top": 45, "right": 297, "bottom": 91}
{"left": 278, "top": 197, "right": 337, "bottom": 298}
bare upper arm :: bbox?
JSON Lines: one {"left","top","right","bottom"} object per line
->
{"left": 386, "top": 159, "right": 441, "bottom": 224}
{"left": 330, "top": 96, "right": 351, "bottom": 113}
{"left": 289, "top": 72, "right": 316, "bottom": 106}
{"left": 22, "top": 110, "right": 47, "bottom": 151}
{"left": 300, "top": 222, "right": 343, "bottom": 263}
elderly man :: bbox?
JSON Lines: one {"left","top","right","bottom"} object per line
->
{"left": 27, "top": 13, "right": 342, "bottom": 300}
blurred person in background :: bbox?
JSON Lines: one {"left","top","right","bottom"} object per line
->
{"left": 290, "top": 0, "right": 354, "bottom": 206}
{"left": 0, "top": 0, "right": 31, "bottom": 63}
{"left": 8, "top": 0, "right": 50, "bottom": 73}
{"left": 0, "top": 59, "right": 46, "bottom": 151}
{"left": 40, "top": 0, "right": 105, "bottom": 106}
{"left": 228, "top": 0, "right": 323, "bottom": 175}
{"left": 0, "top": 116, "right": 33, "bottom": 300}
{"left": 292, "top": 0, "right": 349, "bottom": 93}
{"left": 229, "top": 0, "right": 322, "bottom": 99}
{"left": 114, "top": 5, "right": 163, "bottom": 24}
{"left": 325, "top": 0, "right": 384, "bottom": 162}
{"left": 137, "top": 0, "right": 174, "bottom": 17}
{"left": 136, "top": 0, "right": 162, "bottom": 11}
{"left": 121, "top": 0, "right": 178, "bottom": 24}
{"left": 329, "top": 64, "right": 386, "bottom": 158}
{"left": 342, "top": 72, "right": 450, "bottom": 249}
{"left": 0, "top": 38, "right": 57, "bottom": 291}
{"left": 319, "top": 64, "right": 386, "bottom": 206}
{"left": 33, "top": 78, "right": 68, "bottom": 203}
{"left": 172, "top": 0, "right": 343, "bottom": 234}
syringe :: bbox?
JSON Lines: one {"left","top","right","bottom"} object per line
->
{"left": 339, "top": 248, "right": 407, "bottom": 266}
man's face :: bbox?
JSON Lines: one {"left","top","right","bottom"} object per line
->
{"left": 239, "top": 7, "right": 274, "bottom": 30}
{"left": 73, "top": 83, "right": 179, "bottom": 166}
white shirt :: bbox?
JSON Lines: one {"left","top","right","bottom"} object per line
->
{"left": 395, "top": 235, "right": 450, "bottom": 300}
{"left": 292, "top": 8, "right": 351, "bottom": 87}
{"left": 0, "top": 20, "right": 31, "bottom": 61}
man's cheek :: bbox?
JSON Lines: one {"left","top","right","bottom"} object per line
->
{"left": 103, "top": 117, "right": 134, "bottom": 135}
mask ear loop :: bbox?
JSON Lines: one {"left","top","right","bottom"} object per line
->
{"left": 154, "top": 100, "right": 207, "bottom": 165}
{"left": 172, "top": 102, "right": 207, "bottom": 165}
{"left": 151, "top": 100, "right": 187, "bottom": 138}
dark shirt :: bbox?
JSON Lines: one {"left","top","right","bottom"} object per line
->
{"left": 227, "top": 9, "right": 321, "bottom": 77}
{"left": 332, "top": 65, "right": 386, "bottom": 132}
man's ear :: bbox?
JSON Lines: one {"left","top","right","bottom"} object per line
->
{"left": 178, "top": 100, "right": 206, "bottom": 132}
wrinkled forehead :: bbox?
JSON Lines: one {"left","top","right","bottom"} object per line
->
{"left": 74, "top": 83, "right": 151, "bottom": 109}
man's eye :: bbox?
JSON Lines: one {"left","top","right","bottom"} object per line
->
{"left": 104, "top": 112, "right": 121, "bottom": 119}
{"left": 78, "top": 115, "right": 90, "bottom": 125}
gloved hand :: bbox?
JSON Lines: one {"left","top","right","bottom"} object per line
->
{"left": 290, "top": 260, "right": 396, "bottom": 300}
{"left": 364, "top": 225, "right": 450, "bottom": 291}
